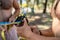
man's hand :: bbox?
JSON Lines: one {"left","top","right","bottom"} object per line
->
{"left": 17, "top": 18, "right": 33, "bottom": 38}
{"left": 9, "top": 16, "right": 16, "bottom": 22}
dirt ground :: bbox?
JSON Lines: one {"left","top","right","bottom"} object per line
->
{"left": 27, "top": 12, "right": 52, "bottom": 30}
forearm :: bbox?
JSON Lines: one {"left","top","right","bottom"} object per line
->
{"left": 26, "top": 33, "right": 60, "bottom": 40}
{"left": 40, "top": 28, "right": 54, "bottom": 37}
{"left": 12, "top": 9, "right": 20, "bottom": 18}
{"left": 12, "top": 0, "right": 20, "bottom": 18}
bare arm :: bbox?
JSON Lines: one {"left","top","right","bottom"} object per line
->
{"left": 27, "top": 33, "right": 60, "bottom": 40}
{"left": 17, "top": 19, "right": 60, "bottom": 40}
{"left": 40, "top": 28, "right": 54, "bottom": 37}
{"left": 51, "top": 0, "right": 57, "bottom": 18}
{"left": 9, "top": 0, "right": 20, "bottom": 22}
{"left": 12, "top": 0, "right": 20, "bottom": 18}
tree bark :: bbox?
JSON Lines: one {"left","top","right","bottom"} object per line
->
{"left": 43, "top": 0, "right": 48, "bottom": 13}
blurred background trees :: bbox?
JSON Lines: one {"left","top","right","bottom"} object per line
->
{"left": 18, "top": 0, "right": 55, "bottom": 26}
{"left": 18, "top": 0, "right": 55, "bottom": 14}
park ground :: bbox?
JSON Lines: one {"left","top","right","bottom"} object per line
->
{"left": 27, "top": 10, "right": 52, "bottom": 30}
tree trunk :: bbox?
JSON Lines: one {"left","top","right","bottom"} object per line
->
{"left": 43, "top": 0, "right": 48, "bottom": 13}
{"left": 37, "top": 0, "right": 39, "bottom": 5}
{"left": 20, "top": 0, "right": 22, "bottom": 5}
{"left": 31, "top": 0, "right": 34, "bottom": 14}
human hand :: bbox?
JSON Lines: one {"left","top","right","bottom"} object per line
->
{"left": 9, "top": 16, "right": 16, "bottom": 22}
{"left": 17, "top": 18, "right": 33, "bottom": 38}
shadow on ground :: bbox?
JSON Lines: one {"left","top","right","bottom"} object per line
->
{"left": 27, "top": 12, "right": 52, "bottom": 27}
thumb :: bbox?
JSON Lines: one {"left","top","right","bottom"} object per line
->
{"left": 23, "top": 18, "right": 28, "bottom": 27}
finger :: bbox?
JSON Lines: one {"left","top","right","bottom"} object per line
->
{"left": 9, "top": 19, "right": 13, "bottom": 22}
{"left": 30, "top": 26, "right": 37, "bottom": 29}
{"left": 23, "top": 18, "right": 28, "bottom": 27}
{"left": 12, "top": 19, "right": 16, "bottom": 22}
{"left": 17, "top": 27, "right": 24, "bottom": 35}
